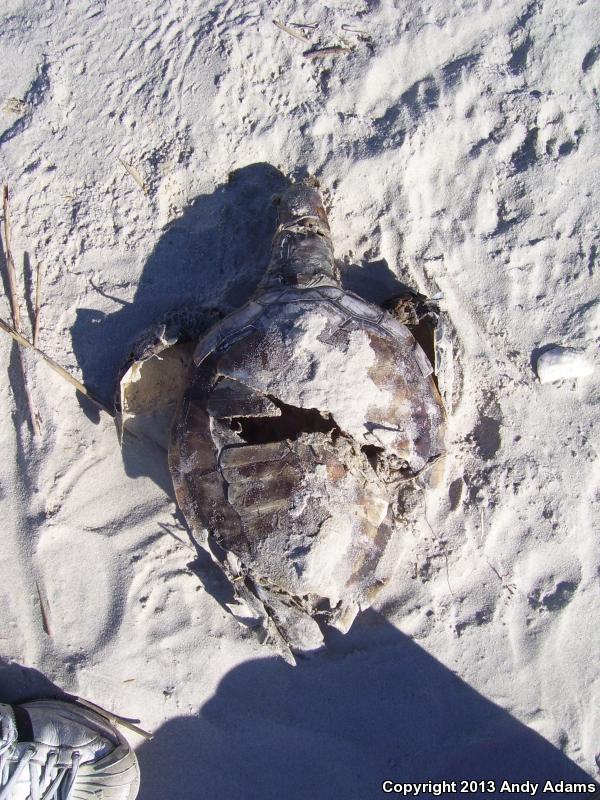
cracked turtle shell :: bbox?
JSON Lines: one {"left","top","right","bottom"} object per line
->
{"left": 168, "top": 284, "right": 445, "bottom": 631}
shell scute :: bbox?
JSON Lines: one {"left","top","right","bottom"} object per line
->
{"left": 206, "top": 378, "right": 282, "bottom": 419}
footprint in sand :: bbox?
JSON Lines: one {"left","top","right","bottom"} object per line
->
{"left": 528, "top": 577, "right": 580, "bottom": 613}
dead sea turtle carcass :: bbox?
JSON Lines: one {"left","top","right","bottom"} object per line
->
{"left": 118, "top": 179, "right": 446, "bottom": 664}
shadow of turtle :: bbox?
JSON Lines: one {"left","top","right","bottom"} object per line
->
{"left": 71, "top": 163, "right": 291, "bottom": 425}
{"left": 339, "top": 257, "right": 416, "bottom": 305}
{"left": 70, "top": 162, "right": 290, "bottom": 499}
{"left": 135, "top": 611, "right": 599, "bottom": 800}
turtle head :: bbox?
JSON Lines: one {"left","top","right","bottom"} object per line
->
{"left": 275, "top": 179, "right": 329, "bottom": 229}
{"left": 260, "top": 179, "right": 339, "bottom": 290}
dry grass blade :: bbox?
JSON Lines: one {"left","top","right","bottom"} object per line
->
{"left": 303, "top": 46, "right": 353, "bottom": 59}
{"left": 424, "top": 496, "right": 455, "bottom": 598}
{"left": 480, "top": 508, "right": 516, "bottom": 595}
{"left": 35, "top": 579, "right": 52, "bottom": 636}
{"left": 158, "top": 522, "right": 195, "bottom": 551}
{"left": 341, "top": 24, "right": 369, "bottom": 34}
{"left": 17, "top": 345, "right": 42, "bottom": 435}
{"left": 2, "top": 185, "right": 22, "bottom": 333}
{"left": 75, "top": 697, "right": 153, "bottom": 741}
{"left": 2, "top": 185, "right": 41, "bottom": 434}
{"left": 273, "top": 19, "right": 310, "bottom": 43}
{"left": 118, "top": 157, "right": 149, "bottom": 196}
{"left": 33, "top": 261, "right": 43, "bottom": 347}
{"left": 0, "top": 315, "right": 114, "bottom": 416}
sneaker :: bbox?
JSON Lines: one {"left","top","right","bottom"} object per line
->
{"left": 0, "top": 699, "right": 140, "bottom": 799}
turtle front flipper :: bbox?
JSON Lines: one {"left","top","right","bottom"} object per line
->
{"left": 384, "top": 289, "right": 440, "bottom": 328}
{"left": 116, "top": 303, "right": 223, "bottom": 447}
{"left": 384, "top": 288, "right": 460, "bottom": 418}
{"left": 385, "top": 289, "right": 441, "bottom": 375}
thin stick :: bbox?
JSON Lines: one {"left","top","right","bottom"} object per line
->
{"left": 158, "top": 522, "right": 195, "bottom": 551}
{"left": 0, "top": 316, "right": 114, "bottom": 416}
{"left": 2, "top": 186, "right": 22, "bottom": 332}
{"left": 303, "top": 46, "right": 353, "bottom": 59}
{"left": 118, "top": 158, "right": 149, "bottom": 196}
{"left": 35, "top": 579, "right": 52, "bottom": 636}
{"left": 273, "top": 19, "right": 310, "bottom": 43}
{"left": 15, "top": 345, "right": 42, "bottom": 434}
{"left": 480, "top": 508, "right": 515, "bottom": 595}
{"left": 74, "top": 697, "right": 153, "bottom": 741}
{"left": 31, "top": 259, "right": 44, "bottom": 429}
{"left": 2, "top": 186, "right": 41, "bottom": 433}
{"left": 33, "top": 261, "right": 43, "bottom": 347}
{"left": 424, "top": 496, "right": 455, "bottom": 598}
{"left": 341, "top": 24, "right": 370, "bottom": 34}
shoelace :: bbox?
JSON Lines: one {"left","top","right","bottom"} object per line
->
{"left": 0, "top": 746, "right": 81, "bottom": 800}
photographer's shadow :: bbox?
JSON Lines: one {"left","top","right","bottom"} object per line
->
{"left": 136, "top": 612, "right": 598, "bottom": 800}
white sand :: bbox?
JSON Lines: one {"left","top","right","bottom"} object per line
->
{"left": 1, "top": 0, "right": 599, "bottom": 796}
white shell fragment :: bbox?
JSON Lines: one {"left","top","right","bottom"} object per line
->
{"left": 118, "top": 342, "right": 194, "bottom": 447}
{"left": 535, "top": 346, "right": 595, "bottom": 384}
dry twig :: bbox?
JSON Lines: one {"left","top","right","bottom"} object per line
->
{"left": 303, "top": 46, "right": 353, "bottom": 59}
{"left": 0, "top": 315, "right": 114, "bottom": 416}
{"left": 157, "top": 522, "right": 195, "bottom": 551}
{"left": 35, "top": 579, "right": 52, "bottom": 636}
{"left": 273, "top": 19, "right": 310, "bottom": 43}
{"left": 2, "top": 185, "right": 41, "bottom": 433}
{"left": 480, "top": 508, "right": 516, "bottom": 595}
{"left": 2, "top": 186, "right": 22, "bottom": 332}
{"left": 341, "top": 24, "right": 369, "bottom": 35}
{"left": 33, "top": 261, "right": 43, "bottom": 347}
{"left": 424, "top": 495, "right": 455, "bottom": 598}
{"left": 74, "top": 697, "right": 153, "bottom": 741}
{"left": 118, "top": 158, "right": 149, "bottom": 196}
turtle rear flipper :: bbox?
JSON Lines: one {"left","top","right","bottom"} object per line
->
{"left": 193, "top": 535, "right": 319, "bottom": 666}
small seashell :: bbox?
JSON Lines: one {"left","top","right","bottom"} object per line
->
{"left": 535, "top": 346, "right": 595, "bottom": 384}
